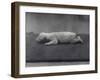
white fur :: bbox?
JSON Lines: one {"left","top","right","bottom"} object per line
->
{"left": 36, "top": 32, "right": 83, "bottom": 45}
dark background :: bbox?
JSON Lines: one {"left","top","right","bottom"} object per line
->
{"left": 26, "top": 12, "right": 89, "bottom": 34}
{"left": 25, "top": 12, "right": 90, "bottom": 64}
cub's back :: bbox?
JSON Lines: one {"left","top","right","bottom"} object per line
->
{"left": 52, "top": 32, "right": 76, "bottom": 42}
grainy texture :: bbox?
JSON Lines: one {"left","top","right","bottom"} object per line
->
{"left": 26, "top": 32, "right": 89, "bottom": 62}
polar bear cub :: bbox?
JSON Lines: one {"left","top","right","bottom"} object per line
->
{"left": 36, "top": 32, "right": 83, "bottom": 45}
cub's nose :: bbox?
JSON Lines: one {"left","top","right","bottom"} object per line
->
{"left": 36, "top": 37, "right": 40, "bottom": 42}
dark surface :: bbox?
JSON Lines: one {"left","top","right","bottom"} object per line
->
{"left": 26, "top": 32, "right": 89, "bottom": 62}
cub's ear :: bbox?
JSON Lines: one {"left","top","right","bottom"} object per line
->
{"left": 41, "top": 32, "right": 45, "bottom": 34}
{"left": 40, "top": 32, "right": 46, "bottom": 36}
{"left": 41, "top": 32, "right": 47, "bottom": 34}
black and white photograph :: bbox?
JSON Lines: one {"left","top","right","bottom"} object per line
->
{"left": 26, "top": 12, "right": 90, "bottom": 67}
{"left": 11, "top": 2, "right": 97, "bottom": 78}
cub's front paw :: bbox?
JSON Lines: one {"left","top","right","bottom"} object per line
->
{"left": 44, "top": 43, "right": 50, "bottom": 46}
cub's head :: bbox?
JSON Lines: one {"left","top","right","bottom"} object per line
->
{"left": 36, "top": 32, "right": 48, "bottom": 43}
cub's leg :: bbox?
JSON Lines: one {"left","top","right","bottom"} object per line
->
{"left": 45, "top": 39, "right": 58, "bottom": 45}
